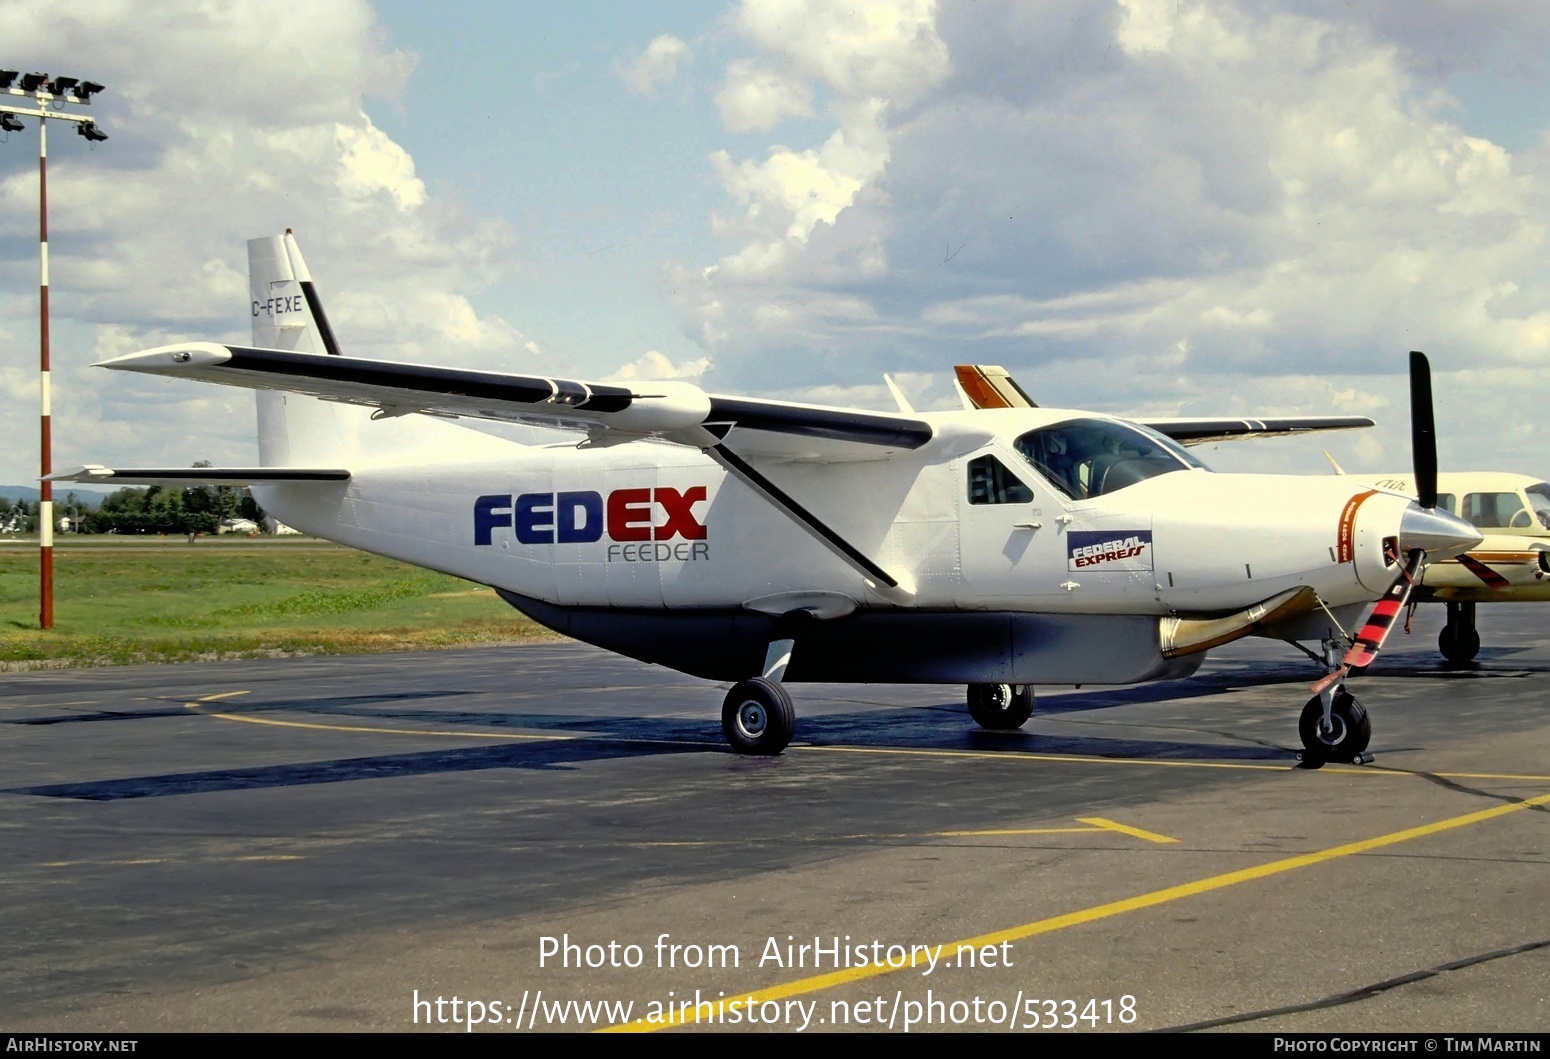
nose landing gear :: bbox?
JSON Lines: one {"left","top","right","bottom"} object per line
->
{"left": 1299, "top": 638, "right": 1373, "bottom": 767}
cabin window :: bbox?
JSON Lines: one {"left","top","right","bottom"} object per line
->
{"left": 1461, "top": 492, "right": 1531, "bottom": 529}
{"left": 1012, "top": 418, "right": 1203, "bottom": 499}
{"left": 967, "top": 455, "right": 1034, "bottom": 505}
{"left": 1527, "top": 484, "right": 1550, "bottom": 529}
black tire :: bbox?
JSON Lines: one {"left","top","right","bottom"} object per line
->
{"left": 1299, "top": 691, "right": 1371, "bottom": 761}
{"left": 967, "top": 683, "right": 1034, "bottom": 730}
{"left": 721, "top": 678, "right": 796, "bottom": 755}
{"left": 1438, "top": 625, "right": 1481, "bottom": 664}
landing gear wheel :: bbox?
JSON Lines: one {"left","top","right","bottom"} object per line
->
{"left": 1298, "top": 691, "right": 1371, "bottom": 763}
{"left": 1438, "top": 624, "right": 1480, "bottom": 664}
{"left": 722, "top": 678, "right": 796, "bottom": 756}
{"left": 967, "top": 683, "right": 1034, "bottom": 730}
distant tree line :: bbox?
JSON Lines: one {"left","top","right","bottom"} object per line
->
{"left": 0, "top": 465, "right": 267, "bottom": 536}
{"left": 78, "top": 484, "right": 266, "bottom": 535}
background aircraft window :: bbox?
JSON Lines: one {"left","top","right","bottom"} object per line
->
{"left": 967, "top": 454, "right": 1034, "bottom": 505}
{"left": 1462, "top": 491, "right": 1530, "bottom": 529}
{"left": 1012, "top": 418, "right": 1202, "bottom": 499}
{"left": 1528, "top": 484, "right": 1550, "bottom": 529}
{"left": 1436, "top": 493, "right": 1456, "bottom": 514}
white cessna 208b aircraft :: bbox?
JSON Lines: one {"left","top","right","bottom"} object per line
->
{"left": 56, "top": 233, "right": 1484, "bottom": 764}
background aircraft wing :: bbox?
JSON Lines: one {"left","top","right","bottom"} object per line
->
{"left": 952, "top": 363, "right": 1373, "bottom": 444}
{"left": 98, "top": 343, "right": 934, "bottom": 463}
{"left": 1136, "top": 416, "right": 1376, "bottom": 445}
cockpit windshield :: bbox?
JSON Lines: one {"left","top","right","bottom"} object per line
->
{"left": 1528, "top": 483, "right": 1550, "bottom": 530}
{"left": 1013, "top": 418, "right": 1206, "bottom": 500}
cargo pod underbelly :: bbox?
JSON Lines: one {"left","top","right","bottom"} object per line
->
{"left": 496, "top": 591, "right": 1198, "bottom": 685}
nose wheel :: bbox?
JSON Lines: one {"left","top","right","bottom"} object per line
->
{"left": 967, "top": 683, "right": 1034, "bottom": 730}
{"left": 1298, "top": 690, "right": 1370, "bottom": 764}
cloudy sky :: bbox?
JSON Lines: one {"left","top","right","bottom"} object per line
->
{"left": 2, "top": 0, "right": 1549, "bottom": 486}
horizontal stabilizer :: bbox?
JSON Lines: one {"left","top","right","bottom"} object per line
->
{"left": 48, "top": 465, "right": 350, "bottom": 486}
{"left": 97, "top": 343, "right": 934, "bottom": 462}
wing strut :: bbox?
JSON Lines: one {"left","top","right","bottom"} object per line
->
{"left": 705, "top": 442, "right": 908, "bottom": 596}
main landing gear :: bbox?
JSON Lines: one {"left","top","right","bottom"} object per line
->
{"left": 722, "top": 637, "right": 798, "bottom": 755}
{"left": 1438, "top": 602, "right": 1480, "bottom": 664}
{"left": 967, "top": 683, "right": 1034, "bottom": 730}
{"left": 717, "top": 637, "right": 1040, "bottom": 755}
{"left": 1299, "top": 638, "right": 1373, "bottom": 767}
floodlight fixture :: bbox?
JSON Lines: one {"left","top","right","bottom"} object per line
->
{"left": 0, "top": 70, "right": 17, "bottom": 89}
{"left": 73, "top": 80, "right": 104, "bottom": 101}
{"left": 50, "top": 75, "right": 79, "bottom": 95}
{"left": 20, "top": 72, "right": 48, "bottom": 92}
{"left": 0, "top": 114, "right": 22, "bottom": 133}
{"left": 77, "top": 121, "right": 106, "bottom": 142}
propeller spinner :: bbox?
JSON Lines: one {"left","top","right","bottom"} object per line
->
{"left": 1341, "top": 352, "right": 1481, "bottom": 674}
{"left": 1305, "top": 352, "right": 1482, "bottom": 762}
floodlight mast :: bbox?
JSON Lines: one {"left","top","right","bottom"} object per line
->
{"left": 1, "top": 71, "right": 107, "bottom": 629}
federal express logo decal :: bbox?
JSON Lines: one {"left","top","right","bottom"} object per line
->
{"left": 1067, "top": 529, "right": 1153, "bottom": 572}
{"left": 474, "top": 488, "right": 710, "bottom": 562}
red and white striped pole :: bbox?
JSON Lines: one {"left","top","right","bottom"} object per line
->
{"left": 2, "top": 73, "right": 105, "bottom": 629}
{"left": 38, "top": 117, "right": 52, "bottom": 629}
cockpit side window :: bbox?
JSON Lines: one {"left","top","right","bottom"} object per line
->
{"left": 1012, "top": 418, "right": 1203, "bottom": 499}
{"left": 967, "top": 454, "right": 1034, "bottom": 505}
{"left": 1526, "top": 484, "right": 1550, "bottom": 530}
{"left": 1462, "top": 491, "right": 1530, "bottom": 529}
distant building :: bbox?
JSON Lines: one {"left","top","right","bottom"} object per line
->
{"left": 219, "top": 517, "right": 261, "bottom": 535}
{"left": 263, "top": 517, "right": 301, "bottom": 535}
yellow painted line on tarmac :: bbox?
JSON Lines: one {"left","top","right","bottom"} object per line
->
{"left": 799, "top": 742, "right": 1319, "bottom": 773}
{"left": 604, "top": 790, "right": 1550, "bottom": 1033}
{"left": 628, "top": 817, "right": 1165, "bottom": 846}
{"left": 176, "top": 690, "right": 1550, "bottom": 784}
{"left": 927, "top": 826, "right": 1100, "bottom": 838}
{"left": 1079, "top": 817, "right": 1179, "bottom": 844}
{"left": 184, "top": 691, "right": 572, "bottom": 743}
{"left": 797, "top": 743, "right": 1550, "bottom": 784}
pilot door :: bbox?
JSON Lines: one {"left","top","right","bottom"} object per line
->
{"left": 955, "top": 450, "right": 1069, "bottom": 607}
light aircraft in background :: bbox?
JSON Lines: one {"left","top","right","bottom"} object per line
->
{"left": 53, "top": 233, "right": 1482, "bottom": 765}
{"left": 1328, "top": 468, "right": 1549, "bottom": 663}
{"left": 956, "top": 366, "right": 1550, "bottom": 667}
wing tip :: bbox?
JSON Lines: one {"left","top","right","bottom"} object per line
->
{"left": 95, "top": 342, "right": 232, "bottom": 371}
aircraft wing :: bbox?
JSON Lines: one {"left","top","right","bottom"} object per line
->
{"left": 952, "top": 364, "right": 1373, "bottom": 445}
{"left": 97, "top": 343, "right": 934, "bottom": 463}
{"left": 47, "top": 465, "right": 350, "bottom": 486}
{"left": 1136, "top": 416, "right": 1376, "bottom": 446}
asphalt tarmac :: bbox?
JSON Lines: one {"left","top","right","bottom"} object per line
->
{"left": 2, "top": 603, "right": 1546, "bottom": 1034}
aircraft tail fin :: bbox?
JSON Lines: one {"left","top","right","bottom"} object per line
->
{"left": 248, "top": 232, "right": 519, "bottom": 468}
{"left": 249, "top": 230, "right": 341, "bottom": 356}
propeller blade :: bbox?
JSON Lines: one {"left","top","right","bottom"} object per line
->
{"left": 1344, "top": 550, "right": 1425, "bottom": 674}
{"left": 1310, "top": 550, "right": 1425, "bottom": 695}
{"left": 1410, "top": 350, "right": 1437, "bottom": 509}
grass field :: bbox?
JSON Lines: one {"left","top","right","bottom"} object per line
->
{"left": 0, "top": 535, "right": 557, "bottom": 669}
